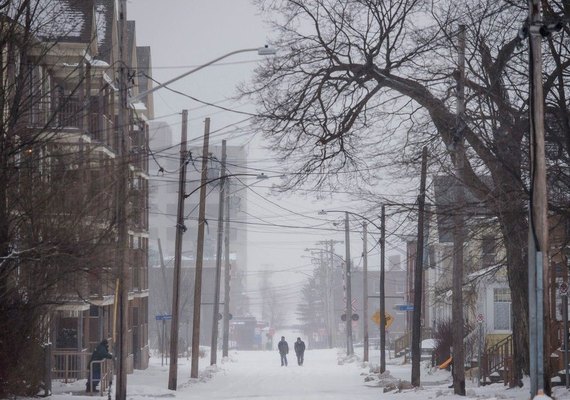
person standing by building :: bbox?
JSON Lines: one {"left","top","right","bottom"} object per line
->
{"left": 278, "top": 336, "right": 289, "bottom": 366}
{"left": 86, "top": 339, "right": 113, "bottom": 392}
{"left": 294, "top": 337, "right": 306, "bottom": 366}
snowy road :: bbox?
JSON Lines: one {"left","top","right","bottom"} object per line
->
{"left": 46, "top": 346, "right": 543, "bottom": 400}
{"left": 178, "top": 349, "right": 376, "bottom": 400}
{"left": 49, "top": 348, "right": 381, "bottom": 400}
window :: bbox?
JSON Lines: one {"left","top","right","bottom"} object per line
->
{"left": 493, "top": 288, "right": 511, "bottom": 330}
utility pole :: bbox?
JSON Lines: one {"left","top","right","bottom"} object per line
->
{"left": 210, "top": 140, "right": 227, "bottom": 365}
{"left": 528, "top": 0, "right": 551, "bottom": 396}
{"left": 168, "top": 110, "right": 188, "bottom": 390}
{"left": 452, "top": 25, "right": 466, "bottom": 396}
{"left": 191, "top": 117, "right": 211, "bottom": 378}
{"left": 328, "top": 240, "right": 338, "bottom": 347}
{"left": 411, "top": 146, "right": 428, "bottom": 387}
{"left": 344, "top": 212, "right": 354, "bottom": 356}
{"left": 363, "top": 223, "right": 369, "bottom": 362}
{"left": 222, "top": 179, "right": 231, "bottom": 357}
{"left": 116, "top": 1, "right": 129, "bottom": 398}
{"left": 380, "top": 205, "right": 386, "bottom": 373}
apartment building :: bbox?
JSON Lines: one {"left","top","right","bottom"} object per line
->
{"left": 0, "top": 1, "right": 152, "bottom": 391}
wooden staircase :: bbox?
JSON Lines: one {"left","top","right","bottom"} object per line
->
{"left": 480, "top": 334, "right": 514, "bottom": 386}
{"left": 394, "top": 328, "right": 432, "bottom": 358}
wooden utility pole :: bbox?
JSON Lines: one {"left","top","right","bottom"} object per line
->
{"left": 210, "top": 140, "right": 227, "bottom": 365}
{"left": 329, "top": 240, "right": 339, "bottom": 347}
{"left": 452, "top": 25, "right": 466, "bottom": 396}
{"left": 168, "top": 110, "right": 188, "bottom": 390}
{"left": 380, "top": 205, "right": 386, "bottom": 373}
{"left": 116, "top": 1, "right": 129, "bottom": 398}
{"left": 528, "top": 0, "right": 551, "bottom": 395}
{"left": 363, "top": 223, "right": 369, "bottom": 363}
{"left": 222, "top": 180, "right": 231, "bottom": 358}
{"left": 191, "top": 118, "right": 211, "bottom": 378}
{"left": 344, "top": 212, "right": 354, "bottom": 356}
{"left": 411, "top": 146, "right": 428, "bottom": 387}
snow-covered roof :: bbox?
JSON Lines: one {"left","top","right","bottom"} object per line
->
{"left": 31, "top": 0, "right": 93, "bottom": 43}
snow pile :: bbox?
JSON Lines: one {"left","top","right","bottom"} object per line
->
{"left": 362, "top": 369, "right": 416, "bottom": 393}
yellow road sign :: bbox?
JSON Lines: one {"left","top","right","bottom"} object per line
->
{"left": 372, "top": 310, "right": 393, "bottom": 328}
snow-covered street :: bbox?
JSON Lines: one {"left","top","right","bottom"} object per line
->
{"left": 44, "top": 343, "right": 570, "bottom": 400}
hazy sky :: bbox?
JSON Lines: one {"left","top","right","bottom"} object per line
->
{"left": 128, "top": 1, "right": 390, "bottom": 321}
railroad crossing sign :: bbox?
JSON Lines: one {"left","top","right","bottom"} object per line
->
{"left": 372, "top": 310, "right": 394, "bottom": 328}
{"left": 560, "top": 282, "right": 569, "bottom": 296}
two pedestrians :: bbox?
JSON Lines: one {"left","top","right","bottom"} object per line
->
{"left": 278, "top": 336, "right": 306, "bottom": 367}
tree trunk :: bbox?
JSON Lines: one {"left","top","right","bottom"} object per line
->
{"left": 499, "top": 207, "right": 529, "bottom": 384}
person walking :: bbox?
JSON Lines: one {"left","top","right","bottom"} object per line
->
{"left": 294, "top": 337, "right": 306, "bottom": 366}
{"left": 278, "top": 336, "right": 289, "bottom": 366}
{"left": 86, "top": 339, "right": 113, "bottom": 392}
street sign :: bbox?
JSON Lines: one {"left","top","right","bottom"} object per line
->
{"left": 561, "top": 282, "right": 569, "bottom": 296}
{"left": 155, "top": 314, "right": 172, "bottom": 321}
{"left": 394, "top": 304, "right": 414, "bottom": 312}
{"left": 372, "top": 310, "right": 394, "bottom": 328}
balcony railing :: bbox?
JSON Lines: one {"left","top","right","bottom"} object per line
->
{"left": 25, "top": 99, "right": 116, "bottom": 151}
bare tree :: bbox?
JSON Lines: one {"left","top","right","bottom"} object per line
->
{"left": 245, "top": 0, "right": 570, "bottom": 390}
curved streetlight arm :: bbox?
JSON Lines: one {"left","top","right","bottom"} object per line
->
{"left": 184, "top": 173, "right": 269, "bottom": 199}
{"left": 130, "top": 46, "right": 276, "bottom": 103}
{"left": 319, "top": 209, "right": 381, "bottom": 230}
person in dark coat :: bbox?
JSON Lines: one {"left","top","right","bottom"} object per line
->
{"left": 86, "top": 339, "right": 113, "bottom": 392}
{"left": 294, "top": 337, "right": 306, "bottom": 366}
{"left": 277, "top": 336, "right": 289, "bottom": 366}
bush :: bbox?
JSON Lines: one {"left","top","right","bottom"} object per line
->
{"left": 433, "top": 319, "right": 475, "bottom": 367}
{"left": 433, "top": 319, "right": 453, "bottom": 366}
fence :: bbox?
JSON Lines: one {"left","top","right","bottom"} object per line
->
{"left": 52, "top": 349, "right": 90, "bottom": 383}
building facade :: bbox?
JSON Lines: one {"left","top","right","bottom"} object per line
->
{"left": 0, "top": 1, "right": 152, "bottom": 391}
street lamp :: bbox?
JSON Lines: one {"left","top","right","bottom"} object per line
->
{"left": 162, "top": 45, "right": 276, "bottom": 389}
{"left": 129, "top": 46, "right": 277, "bottom": 104}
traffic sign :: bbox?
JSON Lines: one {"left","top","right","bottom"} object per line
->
{"left": 477, "top": 313, "right": 484, "bottom": 323}
{"left": 351, "top": 313, "right": 359, "bottom": 321}
{"left": 372, "top": 310, "right": 394, "bottom": 328}
{"left": 561, "top": 282, "right": 569, "bottom": 296}
{"left": 394, "top": 304, "right": 414, "bottom": 312}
